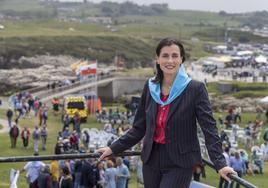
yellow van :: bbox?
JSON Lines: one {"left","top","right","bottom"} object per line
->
{"left": 64, "top": 95, "right": 87, "bottom": 122}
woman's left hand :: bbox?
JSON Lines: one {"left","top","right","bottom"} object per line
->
{"left": 218, "top": 166, "right": 237, "bottom": 183}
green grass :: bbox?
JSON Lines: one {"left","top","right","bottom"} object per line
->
{"left": 0, "top": 107, "right": 268, "bottom": 187}
{"left": 0, "top": 123, "right": 3, "bottom": 129}
{"left": 206, "top": 81, "right": 268, "bottom": 99}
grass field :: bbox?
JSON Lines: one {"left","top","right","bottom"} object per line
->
{"left": 0, "top": 105, "right": 267, "bottom": 187}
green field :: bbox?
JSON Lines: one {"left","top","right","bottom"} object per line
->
{"left": 0, "top": 106, "right": 267, "bottom": 187}
{"left": 207, "top": 81, "right": 268, "bottom": 99}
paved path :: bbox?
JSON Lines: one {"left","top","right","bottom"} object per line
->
{"left": 0, "top": 118, "right": 10, "bottom": 133}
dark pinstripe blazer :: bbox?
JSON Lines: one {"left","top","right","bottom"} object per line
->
{"left": 110, "top": 80, "right": 226, "bottom": 171}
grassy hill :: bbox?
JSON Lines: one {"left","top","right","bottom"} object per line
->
{"left": 0, "top": 0, "right": 267, "bottom": 67}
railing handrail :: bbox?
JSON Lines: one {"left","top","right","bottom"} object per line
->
{"left": 0, "top": 151, "right": 258, "bottom": 188}
{"left": 202, "top": 158, "right": 258, "bottom": 188}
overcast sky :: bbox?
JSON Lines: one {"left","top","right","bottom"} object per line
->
{"left": 89, "top": 0, "right": 268, "bottom": 13}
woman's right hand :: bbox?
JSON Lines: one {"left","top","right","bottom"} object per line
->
{"left": 97, "top": 147, "right": 113, "bottom": 161}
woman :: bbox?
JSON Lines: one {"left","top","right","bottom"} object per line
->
{"left": 98, "top": 38, "right": 236, "bottom": 187}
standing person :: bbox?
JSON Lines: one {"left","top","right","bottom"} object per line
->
{"left": 21, "top": 127, "right": 30, "bottom": 148}
{"left": 80, "top": 159, "right": 95, "bottom": 188}
{"left": 97, "top": 38, "right": 236, "bottom": 188}
{"left": 37, "top": 165, "right": 53, "bottom": 188}
{"left": 40, "top": 126, "right": 48, "bottom": 151}
{"left": 59, "top": 166, "right": 73, "bottom": 188}
{"left": 9, "top": 124, "right": 19, "bottom": 148}
{"left": 33, "top": 126, "right": 40, "bottom": 153}
{"left": 21, "top": 153, "right": 45, "bottom": 188}
{"left": 104, "top": 160, "right": 117, "bottom": 188}
{"left": 82, "top": 130, "right": 90, "bottom": 150}
{"left": 52, "top": 98, "right": 60, "bottom": 116}
{"left": 50, "top": 159, "right": 60, "bottom": 188}
{"left": 115, "top": 158, "right": 130, "bottom": 188}
{"left": 73, "top": 112, "right": 81, "bottom": 138}
{"left": 6, "top": 107, "right": 13, "bottom": 127}
{"left": 229, "top": 152, "right": 246, "bottom": 188}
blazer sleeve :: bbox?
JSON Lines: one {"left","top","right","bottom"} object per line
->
{"left": 195, "top": 82, "right": 227, "bottom": 171}
{"left": 109, "top": 81, "right": 148, "bottom": 154}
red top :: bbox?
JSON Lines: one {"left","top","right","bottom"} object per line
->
{"left": 153, "top": 93, "right": 170, "bottom": 144}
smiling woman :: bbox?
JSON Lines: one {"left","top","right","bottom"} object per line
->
{"left": 97, "top": 37, "right": 236, "bottom": 188}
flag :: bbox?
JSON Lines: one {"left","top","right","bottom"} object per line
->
{"left": 78, "top": 61, "right": 97, "bottom": 76}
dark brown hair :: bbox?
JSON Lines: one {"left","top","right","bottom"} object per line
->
{"left": 152, "top": 38, "right": 185, "bottom": 83}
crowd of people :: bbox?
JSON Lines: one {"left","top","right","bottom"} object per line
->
{"left": 5, "top": 91, "right": 268, "bottom": 188}
{"left": 20, "top": 153, "right": 130, "bottom": 188}
{"left": 217, "top": 106, "right": 268, "bottom": 188}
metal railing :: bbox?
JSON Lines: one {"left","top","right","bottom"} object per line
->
{"left": 0, "top": 151, "right": 257, "bottom": 188}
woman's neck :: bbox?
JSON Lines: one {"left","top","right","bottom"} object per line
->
{"left": 162, "top": 74, "right": 176, "bottom": 88}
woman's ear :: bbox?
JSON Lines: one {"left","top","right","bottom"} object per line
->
{"left": 155, "top": 56, "right": 159, "bottom": 64}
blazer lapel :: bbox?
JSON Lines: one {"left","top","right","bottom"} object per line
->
{"left": 166, "top": 94, "right": 182, "bottom": 125}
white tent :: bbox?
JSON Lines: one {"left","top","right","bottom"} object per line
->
{"left": 259, "top": 96, "right": 268, "bottom": 104}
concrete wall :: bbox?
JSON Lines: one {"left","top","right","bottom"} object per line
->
{"left": 98, "top": 77, "right": 147, "bottom": 102}
{"left": 217, "top": 82, "right": 233, "bottom": 94}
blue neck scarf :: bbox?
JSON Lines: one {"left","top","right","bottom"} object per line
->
{"left": 149, "top": 64, "right": 192, "bottom": 106}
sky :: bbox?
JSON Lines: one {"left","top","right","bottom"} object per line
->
{"left": 87, "top": 0, "right": 268, "bottom": 13}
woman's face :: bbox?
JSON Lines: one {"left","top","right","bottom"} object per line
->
{"left": 157, "top": 44, "right": 183, "bottom": 76}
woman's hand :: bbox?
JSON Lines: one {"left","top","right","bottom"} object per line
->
{"left": 97, "top": 147, "right": 113, "bottom": 161}
{"left": 218, "top": 166, "right": 237, "bottom": 183}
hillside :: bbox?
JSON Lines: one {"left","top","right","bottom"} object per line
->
{"left": 0, "top": 0, "right": 268, "bottom": 69}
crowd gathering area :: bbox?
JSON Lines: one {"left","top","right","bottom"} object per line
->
{"left": 2, "top": 91, "right": 268, "bottom": 188}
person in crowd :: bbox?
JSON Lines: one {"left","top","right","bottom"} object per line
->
{"left": 234, "top": 106, "right": 242, "bottom": 123}
{"left": 80, "top": 159, "right": 96, "bottom": 188}
{"left": 115, "top": 157, "right": 130, "bottom": 188}
{"left": 33, "top": 126, "right": 40, "bottom": 153}
{"left": 97, "top": 38, "right": 235, "bottom": 187}
{"left": 62, "top": 127, "right": 70, "bottom": 139}
{"left": 96, "top": 161, "right": 105, "bottom": 188}
{"left": 9, "top": 124, "right": 19, "bottom": 148}
{"left": 244, "top": 123, "right": 252, "bottom": 149}
{"left": 40, "top": 125, "right": 48, "bottom": 151}
{"left": 260, "top": 141, "right": 268, "bottom": 161}
{"left": 74, "top": 159, "right": 83, "bottom": 188}
{"left": 52, "top": 98, "right": 60, "bottom": 116}
{"left": 252, "top": 149, "right": 264, "bottom": 175}
{"left": 73, "top": 112, "right": 81, "bottom": 138}
{"left": 6, "top": 107, "right": 13, "bottom": 127}
{"left": 33, "top": 99, "right": 40, "bottom": 117}
{"left": 225, "top": 108, "right": 234, "bottom": 129}
{"left": 62, "top": 112, "right": 70, "bottom": 131}
{"left": 104, "top": 160, "right": 117, "bottom": 188}
{"left": 37, "top": 165, "right": 53, "bottom": 188}
{"left": 59, "top": 166, "right": 73, "bottom": 188}
{"left": 21, "top": 153, "right": 45, "bottom": 188}
{"left": 21, "top": 126, "right": 30, "bottom": 148}
{"left": 240, "top": 151, "right": 249, "bottom": 174}
{"left": 28, "top": 96, "right": 34, "bottom": 114}
{"left": 229, "top": 151, "right": 246, "bottom": 188}
{"left": 69, "top": 131, "right": 78, "bottom": 151}
{"left": 50, "top": 159, "right": 60, "bottom": 188}
{"left": 82, "top": 130, "right": 90, "bottom": 150}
